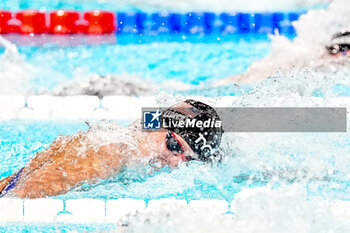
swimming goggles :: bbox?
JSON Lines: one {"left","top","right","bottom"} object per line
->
{"left": 165, "top": 132, "right": 187, "bottom": 162}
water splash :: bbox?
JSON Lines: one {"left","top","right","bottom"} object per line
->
{"left": 0, "top": 36, "right": 34, "bottom": 95}
{"left": 219, "top": 0, "right": 350, "bottom": 84}
{"left": 71, "top": 67, "right": 350, "bottom": 232}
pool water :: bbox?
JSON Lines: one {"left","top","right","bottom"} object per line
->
{"left": 0, "top": 0, "right": 331, "bottom": 13}
{"left": 1, "top": 0, "right": 350, "bottom": 231}
{"left": 0, "top": 34, "right": 271, "bottom": 94}
{"left": 3, "top": 33, "right": 350, "bottom": 97}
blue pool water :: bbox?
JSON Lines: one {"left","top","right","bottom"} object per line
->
{"left": 1, "top": 34, "right": 271, "bottom": 93}
{"left": 3, "top": 33, "right": 349, "bottom": 97}
{"left": 0, "top": 0, "right": 330, "bottom": 12}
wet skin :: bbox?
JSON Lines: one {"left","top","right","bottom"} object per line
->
{"left": 0, "top": 131, "right": 193, "bottom": 199}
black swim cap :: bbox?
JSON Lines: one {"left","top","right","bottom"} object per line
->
{"left": 162, "top": 99, "right": 223, "bottom": 162}
{"left": 326, "top": 31, "right": 350, "bottom": 54}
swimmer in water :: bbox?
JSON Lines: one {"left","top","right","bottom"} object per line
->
{"left": 0, "top": 99, "right": 223, "bottom": 198}
{"left": 214, "top": 30, "right": 350, "bottom": 86}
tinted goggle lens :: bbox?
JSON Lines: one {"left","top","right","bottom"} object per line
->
{"left": 165, "top": 132, "right": 184, "bottom": 154}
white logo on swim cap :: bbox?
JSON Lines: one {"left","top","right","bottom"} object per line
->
{"left": 195, "top": 133, "right": 213, "bottom": 152}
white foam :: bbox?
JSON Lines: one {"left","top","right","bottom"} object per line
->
{"left": 0, "top": 36, "right": 35, "bottom": 95}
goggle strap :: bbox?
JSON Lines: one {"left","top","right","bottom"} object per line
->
{"left": 170, "top": 132, "right": 187, "bottom": 162}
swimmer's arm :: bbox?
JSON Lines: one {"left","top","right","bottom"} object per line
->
{"left": 0, "top": 175, "right": 14, "bottom": 193}
{"left": 0, "top": 136, "right": 70, "bottom": 193}
{"left": 21, "top": 135, "right": 71, "bottom": 174}
{"left": 10, "top": 135, "right": 125, "bottom": 198}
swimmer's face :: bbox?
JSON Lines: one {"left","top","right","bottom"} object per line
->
{"left": 157, "top": 132, "right": 194, "bottom": 168}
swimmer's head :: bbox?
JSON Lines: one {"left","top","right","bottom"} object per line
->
{"left": 326, "top": 31, "right": 350, "bottom": 55}
{"left": 162, "top": 99, "right": 223, "bottom": 162}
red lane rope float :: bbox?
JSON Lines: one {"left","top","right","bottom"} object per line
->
{"left": 0, "top": 11, "right": 14, "bottom": 33}
{"left": 49, "top": 10, "right": 116, "bottom": 34}
{"left": 84, "top": 10, "right": 116, "bottom": 34}
{"left": 16, "top": 10, "right": 47, "bottom": 34}
{"left": 0, "top": 10, "right": 117, "bottom": 35}
{"left": 49, "top": 10, "right": 80, "bottom": 34}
